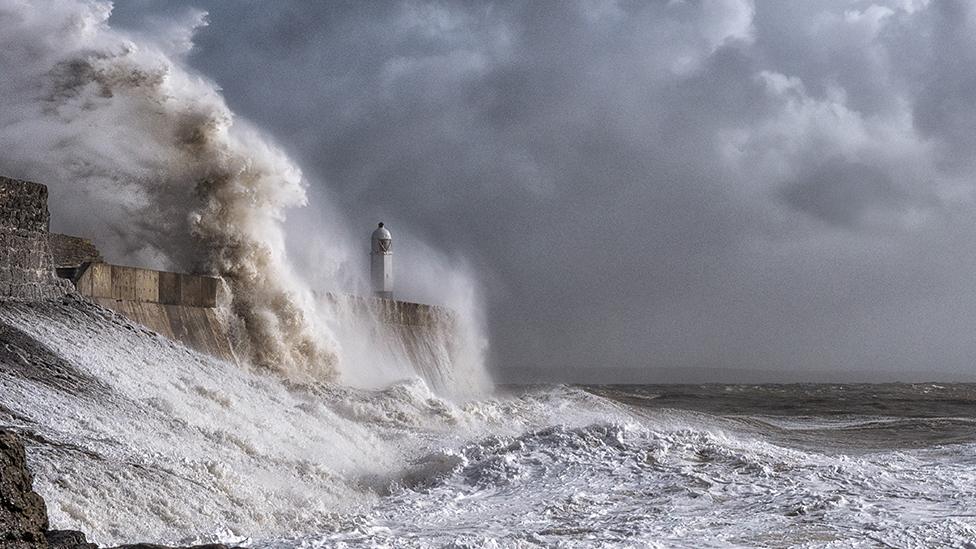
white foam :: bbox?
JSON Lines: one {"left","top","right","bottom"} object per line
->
{"left": 4, "top": 300, "right": 976, "bottom": 547}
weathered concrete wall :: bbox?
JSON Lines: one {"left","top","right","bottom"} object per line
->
{"left": 89, "top": 298, "right": 237, "bottom": 363}
{"left": 0, "top": 177, "right": 71, "bottom": 300}
{"left": 72, "top": 263, "right": 232, "bottom": 361}
{"left": 329, "top": 294, "right": 455, "bottom": 327}
{"left": 324, "top": 294, "right": 476, "bottom": 393}
{"left": 76, "top": 263, "right": 217, "bottom": 308}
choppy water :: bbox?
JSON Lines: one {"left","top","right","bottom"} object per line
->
{"left": 2, "top": 299, "right": 976, "bottom": 548}
{"left": 266, "top": 384, "right": 976, "bottom": 548}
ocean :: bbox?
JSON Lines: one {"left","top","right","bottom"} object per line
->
{"left": 2, "top": 300, "right": 976, "bottom": 548}
{"left": 259, "top": 384, "right": 976, "bottom": 548}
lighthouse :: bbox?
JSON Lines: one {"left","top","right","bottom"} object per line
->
{"left": 370, "top": 222, "right": 393, "bottom": 299}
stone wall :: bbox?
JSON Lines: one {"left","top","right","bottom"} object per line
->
{"left": 49, "top": 233, "right": 102, "bottom": 269}
{"left": 0, "top": 177, "right": 49, "bottom": 233}
{"left": 0, "top": 177, "right": 71, "bottom": 300}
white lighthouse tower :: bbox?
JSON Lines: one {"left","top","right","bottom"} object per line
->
{"left": 370, "top": 222, "right": 393, "bottom": 299}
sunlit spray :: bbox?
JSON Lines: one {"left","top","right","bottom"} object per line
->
{"left": 0, "top": 0, "right": 491, "bottom": 394}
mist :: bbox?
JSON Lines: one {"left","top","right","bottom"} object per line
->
{"left": 110, "top": 0, "right": 976, "bottom": 384}
{"left": 0, "top": 0, "right": 490, "bottom": 393}
{"left": 8, "top": 0, "right": 976, "bottom": 383}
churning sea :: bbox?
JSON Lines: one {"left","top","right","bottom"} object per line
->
{"left": 257, "top": 383, "right": 976, "bottom": 548}
{"left": 3, "top": 300, "right": 975, "bottom": 548}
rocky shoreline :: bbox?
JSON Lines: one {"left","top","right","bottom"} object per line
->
{"left": 1, "top": 430, "right": 238, "bottom": 549}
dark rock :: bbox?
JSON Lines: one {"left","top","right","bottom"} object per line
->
{"left": 46, "top": 530, "right": 97, "bottom": 549}
{"left": 1, "top": 430, "right": 243, "bottom": 549}
{"left": 0, "top": 430, "right": 49, "bottom": 549}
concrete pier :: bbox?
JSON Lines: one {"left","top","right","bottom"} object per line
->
{"left": 1, "top": 176, "right": 469, "bottom": 391}
{"left": 70, "top": 263, "right": 235, "bottom": 363}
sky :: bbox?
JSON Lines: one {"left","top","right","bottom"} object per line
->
{"left": 63, "top": 1, "right": 976, "bottom": 382}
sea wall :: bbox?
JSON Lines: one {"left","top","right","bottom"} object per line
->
{"left": 90, "top": 299, "right": 236, "bottom": 364}
{"left": 72, "top": 263, "right": 234, "bottom": 363}
{"left": 1, "top": 175, "right": 471, "bottom": 390}
{"left": 67, "top": 266, "right": 466, "bottom": 385}
{"left": 330, "top": 294, "right": 455, "bottom": 327}
{"left": 0, "top": 177, "right": 71, "bottom": 300}
{"left": 75, "top": 263, "right": 218, "bottom": 308}
{"left": 325, "top": 294, "right": 482, "bottom": 394}
{"left": 0, "top": 176, "right": 232, "bottom": 361}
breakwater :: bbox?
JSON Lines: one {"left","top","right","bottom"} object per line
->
{"left": 0, "top": 176, "right": 480, "bottom": 394}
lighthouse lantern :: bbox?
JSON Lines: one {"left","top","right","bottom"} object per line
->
{"left": 370, "top": 222, "right": 393, "bottom": 299}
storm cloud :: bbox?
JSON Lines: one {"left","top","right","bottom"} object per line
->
{"left": 100, "top": 1, "right": 976, "bottom": 381}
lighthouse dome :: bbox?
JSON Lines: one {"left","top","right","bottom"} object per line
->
{"left": 372, "top": 222, "right": 392, "bottom": 241}
{"left": 372, "top": 222, "right": 392, "bottom": 253}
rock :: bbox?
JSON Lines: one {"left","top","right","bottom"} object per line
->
{"left": 46, "top": 530, "right": 97, "bottom": 549}
{"left": 0, "top": 430, "right": 49, "bottom": 549}
{"left": 0, "top": 430, "right": 243, "bottom": 549}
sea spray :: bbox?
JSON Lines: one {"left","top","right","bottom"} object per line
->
{"left": 0, "top": 299, "right": 593, "bottom": 545}
{"left": 0, "top": 0, "right": 494, "bottom": 393}
{"left": 4, "top": 298, "right": 975, "bottom": 547}
{"left": 0, "top": 298, "right": 393, "bottom": 544}
{"left": 0, "top": 0, "right": 337, "bottom": 379}
{"left": 321, "top": 291, "right": 490, "bottom": 398}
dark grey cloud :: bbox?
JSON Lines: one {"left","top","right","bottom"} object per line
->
{"left": 109, "top": 0, "right": 976, "bottom": 382}
{"left": 781, "top": 160, "right": 905, "bottom": 227}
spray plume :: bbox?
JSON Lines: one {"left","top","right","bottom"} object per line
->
{"left": 0, "top": 0, "right": 338, "bottom": 379}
